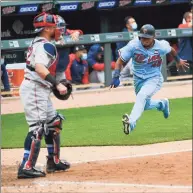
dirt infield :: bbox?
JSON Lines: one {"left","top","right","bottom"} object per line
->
{"left": 2, "top": 141, "right": 192, "bottom": 193}
{"left": 1, "top": 80, "right": 192, "bottom": 193}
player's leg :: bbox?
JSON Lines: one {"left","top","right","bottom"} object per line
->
{"left": 122, "top": 76, "right": 144, "bottom": 134}
{"left": 145, "top": 98, "right": 170, "bottom": 118}
{"left": 122, "top": 75, "right": 165, "bottom": 134}
{"left": 44, "top": 98, "right": 70, "bottom": 173}
{"left": 18, "top": 81, "right": 49, "bottom": 178}
{"left": 143, "top": 75, "right": 170, "bottom": 118}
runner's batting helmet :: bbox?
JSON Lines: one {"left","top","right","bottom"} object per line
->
{"left": 138, "top": 24, "right": 155, "bottom": 38}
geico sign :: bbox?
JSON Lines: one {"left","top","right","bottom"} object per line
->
{"left": 98, "top": 1, "right": 115, "bottom": 7}
{"left": 20, "top": 7, "right": 37, "bottom": 12}
{"left": 60, "top": 5, "right": 77, "bottom": 10}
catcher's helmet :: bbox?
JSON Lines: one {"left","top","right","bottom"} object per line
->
{"left": 33, "top": 12, "right": 58, "bottom": 33}
{"left": 138, "top": 24, "right": 155, "bottom": 38}
{"left": 33, "top": 12, "right": 68, "bottom": 33}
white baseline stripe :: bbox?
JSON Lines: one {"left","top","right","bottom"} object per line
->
{"left": 71, "top": 148, "right": 192, "bottom": 164}
{"left": 1, "top": 186, "right": 33, "bottom": 189}
{"left": 35, "top": 148, "right": 192, "bottom": 167}
{"left": 33, "top": 180, "right": 192, "bottom": 189}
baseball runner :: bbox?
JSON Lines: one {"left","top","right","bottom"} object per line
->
{"left": 18, "top": 12, "right": 72, "bottom": 179}
{"left": 110, "top": 24, "right": 189, "bottom": 135}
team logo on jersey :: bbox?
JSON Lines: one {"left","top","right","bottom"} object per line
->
{"left": 148, "top": 55, "right": 161, "bottom": 63}
{"left": 148, "top": 54, "right": 162, "bottom": 67}
{"left": 134, "top": 53, "right": 146, "bottom": 63}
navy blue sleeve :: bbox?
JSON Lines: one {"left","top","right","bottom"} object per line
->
{"left": 56, "top": 48, "right": 70, "bottom": 72}
{"left": 87, "top": 45, "right": 100, "bottom": 67}
{"left": 87, "top": 55, "right": 97, "bottom": 67}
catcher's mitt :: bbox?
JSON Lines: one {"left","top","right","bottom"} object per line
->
{"left": 52, "top": 79, "right": 72, "bottom": 100}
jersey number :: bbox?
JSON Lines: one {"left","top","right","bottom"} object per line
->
{"left": 151, "top": 59, "right": 162, "bottom": 67}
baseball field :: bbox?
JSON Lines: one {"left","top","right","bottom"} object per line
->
{"left": 1, "top": 80, "right": 192, "bottom": 193}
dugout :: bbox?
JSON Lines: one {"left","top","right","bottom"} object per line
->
{"left": 1, "top": 1, "right": 191, "bottom": 38}
{"left": 1, "top": 0, "right": 192, "bottom": 87}
{"left": 1, "top": 0, "right": 191, "bottom": 63}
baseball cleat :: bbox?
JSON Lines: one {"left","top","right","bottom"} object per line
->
{"left": 46, "top": 155, "right": 70, "bottom": 173}
{"left": 18, "top": 164, "right": 46, "bottom": 179}
{"left": 122, "top": 114, "right": 131, "bottom": 135}
{"left": 17, "top": 164, "right": 33, "bottom": 179}
{"left": 162, "top": 98, "right": 170, "bottom": 119}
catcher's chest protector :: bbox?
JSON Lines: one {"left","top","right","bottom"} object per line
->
{"left": 43, "top": 42, "right": 59, "bottom": 76}
{"left": 26, "top": 38, "right": 59, "bottom": 76}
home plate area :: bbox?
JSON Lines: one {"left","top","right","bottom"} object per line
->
{"left": 2, "top": 149, "right": 192, "bottom": 193}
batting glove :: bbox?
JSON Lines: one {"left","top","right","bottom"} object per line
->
{"left": 110, "top": 69, "right": 120, "bottom": 88}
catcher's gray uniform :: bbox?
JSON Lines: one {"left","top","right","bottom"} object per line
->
{"left": 19, "top": 37, "right": 59, "bottom": 132}
{"left": 18, "top": 12, "right": 70, "bottom": 180}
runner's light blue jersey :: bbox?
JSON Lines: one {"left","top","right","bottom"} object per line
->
{"left": 118, "top": 38, "right": 171, "bottom": 79}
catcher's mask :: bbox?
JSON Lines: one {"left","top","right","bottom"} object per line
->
{"left": 33, "top": 12, "right": 67, "bottom": 41}
{"left": 52, "top": 80, "right": 72, "bottom": 100}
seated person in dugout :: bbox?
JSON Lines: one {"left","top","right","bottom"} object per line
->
{"left": 87, "top": 44, "right": 115, "bottom": 83}
{"left": 1, "top": 55, "right": 11, "bottom": 92}
{"left": 178, "top": 11, "right": 193, "bottom": 75}
{"left": 65, "top": 45, "right": 89, "bottom": 85}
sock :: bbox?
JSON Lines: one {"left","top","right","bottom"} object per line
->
{"left": 46, "top": 144, "right": 54, "bottom": 156}
{"left": 21, "top": 132, "right": 33, "bottom": 166}
{"left": 21, "top": 150, "right": 30, "bottom": 166}
{"left": 144, "top": 99, "right": 163, "bottom": 111}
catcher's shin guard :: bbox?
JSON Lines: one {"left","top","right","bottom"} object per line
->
{"left": 19, "top": 122, "right": 46, "bottom": 178}
{"left": 46, "top": 133, "right": 70, "bottom": 173}
{"left": 46, "top": 114, "right": 70, "bottom": 173}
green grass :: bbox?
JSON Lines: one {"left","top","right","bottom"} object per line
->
{"left": 1, "top": 97, "right": 192, "bottom": 148}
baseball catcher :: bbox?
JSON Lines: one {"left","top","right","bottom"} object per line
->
{"left": 18, "top": 12, "right": 72, "bottom": 179}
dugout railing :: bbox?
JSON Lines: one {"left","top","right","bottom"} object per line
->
{"left": 1, "top": 28, "right": 193, "bottom": 96}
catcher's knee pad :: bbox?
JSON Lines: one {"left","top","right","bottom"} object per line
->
{"left": 29, "top": 120, "right": 47, "bottom": 137}
{"left": 47, "top": 113, "right": 65, "bottom": 133}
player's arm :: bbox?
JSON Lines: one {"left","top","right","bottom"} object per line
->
{"left": 169, "top": 47, "right": 189, "bottom": 72}
{"left": 35, "top": 64, "right": 66, "bottom": 95}
{"left": 35, "top": 63, "right": 50, "bottom": 79}
{"left": 34, "top": 45, "right": 59, "bottom": 85}
{"left": 35, "top": 64, "right": 59, "bottom": 87}
{"left": 66, "top": 29, "right": 83, "bottom": 41}
{"left": 34, "top": 45, "right": 67, "bottom": 94}
{"left": 160, "top": 40, "right": 189, "bottom": 72}
{"left": 110, "top": 43, "right": 133, "bottom": 88}
{"left": 115, "top": 57, "right": 127, "bottom": 71}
